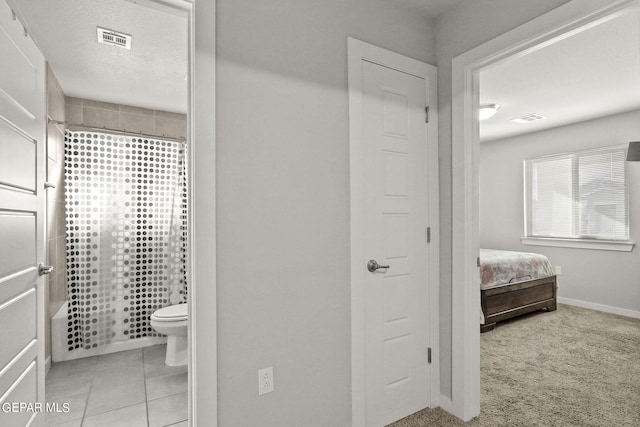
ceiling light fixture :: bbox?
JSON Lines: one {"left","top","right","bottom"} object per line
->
{"left": 479, "top": 103, "right": 501, "bottom": 121}
{"left": 511, "top": 113, "right": 546, "bottom": 124}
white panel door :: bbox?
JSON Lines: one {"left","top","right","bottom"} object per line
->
{"left": 362, "top": 60, "right": 430, "bottom": 426}
{"left": 0, "top": 1, "right": 47, "bottom": 426}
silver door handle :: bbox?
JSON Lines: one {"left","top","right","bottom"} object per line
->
{"left": 39, "top": 263, "right": 54, "bottom": 276}
{"left": 367, "top": 260, "right": 390, "bottom": 272}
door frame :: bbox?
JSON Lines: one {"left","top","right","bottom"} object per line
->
{"left": 188, "top": 0, "right": 217, "bottom": 425}
{"left": 450, "top": 0, "right": 638, "bottom": 421}
{"left": 348, "top": 37, "right": 440, "bottom": 427}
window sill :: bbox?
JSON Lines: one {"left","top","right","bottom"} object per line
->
{"left": 521, "top": 237, "right": 635, "bottom": 252}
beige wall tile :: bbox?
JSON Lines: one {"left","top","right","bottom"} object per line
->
{"left": 83, "top": 99, "right": 119, "bottom": 111}
{"left": 46, "top": 65, "right": 67, "bottom": 362}
{"left": 56, "top": 200, "right": 65, "bottom": 239}
{"left": 44, "top": 277, "right": 51, "bottom": 360}
{"left": 50, "top": 92, "right": 65, "bottom": 122}
{"left": 49, "top": 272, "right": 66, "bottom": 311}
{"left": 154, "top": 117, "right": 187, "bottom": 139}
{"left": 47, "top": 124, "right": 59, "bottom": 163}
{"left": 120, "top": 112, "right": 154, "bottom": 134}
{"left": 154, "top": 110, "right": 185, "bottom": 121}
{"left": 55, "top": 127, "right": 66, "bottom": 175}
{"left": 121, "top": 104, "right": 154, "bottom": 116}
{"left": 47, "top": 236, "right": 57, "bottom": 268}
{"left": 56, "top": 171, "right": 66, "bottom": 204}
{"left": 47, "top": 196, "right": 57, "bottom": 239}
{"left": 66, "top": 97, "right": 83, "bottom": 125}
{"left": 83, "top": 106, "right": 120, "bottom": 129}
{"left": 55, "top": 235, "right": 66, "bottom": 277}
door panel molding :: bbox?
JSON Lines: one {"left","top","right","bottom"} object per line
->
{"left": 0, "top": 0, "right": 46, "bottom": 424}
{"left": 348, "top": 37, "right": 439, "bottom": 427}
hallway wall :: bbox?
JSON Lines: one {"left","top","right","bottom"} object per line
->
{"left": 215, "top": 0, "right": 435, "bottom": 424}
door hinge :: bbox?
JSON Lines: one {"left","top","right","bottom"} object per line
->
{"left": 425, "top": 227, "right": 431, "bottom": 243}
{"left": 477, "top": 256, "right": 481, "bottom": 267}
{"left": 427, "top": 347, "right": 432, "bottom": 364}
{"left": 425, "top": 106, "right": 430, "bottom": 123}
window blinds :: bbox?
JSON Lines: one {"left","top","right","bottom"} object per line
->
{"left": 525, "top": 145, "right": 628, "bottom": 241}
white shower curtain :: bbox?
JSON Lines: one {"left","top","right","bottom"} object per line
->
{"left": 64, "top": 130, "right": 187, "bottom": 351}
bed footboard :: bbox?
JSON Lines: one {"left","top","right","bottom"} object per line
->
{"left": 481, "top": 275, "right": 557, "bottom": 332}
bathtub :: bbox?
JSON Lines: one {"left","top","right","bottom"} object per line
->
{"left": 51, "top": 301, "right": 167, "bottom": 362}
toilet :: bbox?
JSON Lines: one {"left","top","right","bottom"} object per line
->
{"left": 150, "top": 304, "right": 188, "bottom": 366}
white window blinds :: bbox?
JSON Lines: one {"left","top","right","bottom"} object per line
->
{"left": 525, "top": 145, "right": 629, "bottom": 241}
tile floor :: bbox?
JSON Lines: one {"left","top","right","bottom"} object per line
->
{"left": 45, "top": 345, "right": 188, "bottom": 427}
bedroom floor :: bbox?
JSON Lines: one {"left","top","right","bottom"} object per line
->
{"left": 45, "top": 344, "right": 187, "bottom": 427}
{"left": 389, "top": 304, "right": 640, "bottom": 427}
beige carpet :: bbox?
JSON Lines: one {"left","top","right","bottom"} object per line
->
{"left": 389, "top": 304, "right": 640, "bottom": 427}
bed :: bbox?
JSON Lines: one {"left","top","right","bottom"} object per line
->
{"left": 479, "top": 249, "right": 557, "bottom": 332}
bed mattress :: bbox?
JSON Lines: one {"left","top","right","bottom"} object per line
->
{"left": 479, "top": 249, "right": 554, "bottom": 290}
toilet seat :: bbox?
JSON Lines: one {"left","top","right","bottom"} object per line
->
{"left": 151, "top": 304, "right": 188, "bottom": 322}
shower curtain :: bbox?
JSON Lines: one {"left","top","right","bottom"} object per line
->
{"left": 64, "top": 130, "right": 188, "bottom": 351}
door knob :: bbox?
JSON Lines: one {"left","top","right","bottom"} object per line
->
{"left": 367, "top": 260, "right": 390, "bottom": 272}
{"left": 38, "top": 263, "right": 54, "bottom": 276}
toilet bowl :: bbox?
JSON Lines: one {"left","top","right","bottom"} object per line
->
{"left": 150, "top": 304, "right": 188, "bottom": 366}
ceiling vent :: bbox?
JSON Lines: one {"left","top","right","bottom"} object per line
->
{"left": 97, "top": 27, "right": 132, "bottom": 50}
{"left": 511, "top": 113, "right": 546, "bottom": 124}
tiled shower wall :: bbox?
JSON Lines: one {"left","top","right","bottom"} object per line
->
{"left": 65, "top": 97, "right": 187, "bottom": 140}
{"left": 44, "top": 70, "right": 187, "bottom": 362}
{"left": 46, "top": 65, "right": 67, "bottom": 362}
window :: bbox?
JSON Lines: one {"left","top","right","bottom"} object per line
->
{"left": 524, "top": 145, "right": 629, "bottom": 243}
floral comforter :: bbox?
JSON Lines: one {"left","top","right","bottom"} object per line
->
{"left": 479, "top": 249, "right": 554, "bottom": 290}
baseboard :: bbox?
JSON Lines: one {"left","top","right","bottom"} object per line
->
{"left": 439, "top": 395, "right": 453, "bottom": 413}
{"left": 45, "top": 356, "right": 51, "bottom": 376}
{"left": 558, "top": 297, "right": 640, "bottom": 319}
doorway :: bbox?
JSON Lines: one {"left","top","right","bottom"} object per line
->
{"left": 5, "top": 0, "right": 196, "bottom": 425}
{"left": 451, "top": 0, "right": 640, "bottom": 421}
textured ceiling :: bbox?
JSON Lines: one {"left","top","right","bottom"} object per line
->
{"left": 10, "top": 0, "right": 188, "bottom": 113}
{"left": 384, "top": 0, "right": 466, "bottom": 20}
{"left": 480, "top": 7, "right": 640, "bottom": 142}
{"left": 7, "top": 0, "right": 465, "bottom": 115}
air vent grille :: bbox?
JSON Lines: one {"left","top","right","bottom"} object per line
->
{"left": 97, "top": 27, "right": 132, "bottom": 50}
{"left": 511, "top": 113, "right": 546, "bottom": 124}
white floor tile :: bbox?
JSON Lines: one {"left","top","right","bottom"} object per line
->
{"left": 44, "top": 392, "right": 86, "bottom": 426}
{"left": 143, "top": 345, "right": 187, "bottom": 379}
{"left": 96, "top": 349, "right": 143, "bottom": 372}
{"left": 47, "top": 419, "right": 82, "bottom": 427}
{"left": 147, "top": 391, "right": 188, "bottom": 427}
{"left": 82, "top": 402, "right": 148, "bottom": 427}
{"left": 46, "top": 371, "right": 93, "bottom": 402}
{"left": 46, "top": 356, "right": 97, "bottom": 381}
{"left": 44, "top": 346, "right": 188, "bottom": 425}
{"left": 92, "top": 363, "right": 145, "bottom": 389}
{"left": 84, "top": 377, "right": 146, "bottom": 417}
{"left": 146, "top": 371, "right": 188, "bottom": 401}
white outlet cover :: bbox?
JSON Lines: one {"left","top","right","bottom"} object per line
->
{"left": 258, "top": 366, "right": 274, "bottom": 396}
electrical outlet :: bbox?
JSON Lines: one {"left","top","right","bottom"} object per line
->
{"left": 555, "top": 266, "right": 562, "bottom": 275}
{"left": 258, "top": 366, "right": 274, "bottom": 396}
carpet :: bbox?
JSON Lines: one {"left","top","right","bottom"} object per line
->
{"left": 388, "top": 304, "right": 640, "bottom": 427}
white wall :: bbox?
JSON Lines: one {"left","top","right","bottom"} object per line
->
{"left": 434, "top": 0, "right": 572, "bottom": 400}
{"left": 480, "top": 110, "right": 640, "bottom": 314}
{"left": 215, "top": 0, "right": 434, "bottom": 425}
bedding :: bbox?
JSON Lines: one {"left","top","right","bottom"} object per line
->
{"left": 479, "top": 248, "right": 554, "bottom": 289}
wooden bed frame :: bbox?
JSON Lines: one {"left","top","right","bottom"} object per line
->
{"left": 481, "top": 275, "right": 557, "bottom": 333}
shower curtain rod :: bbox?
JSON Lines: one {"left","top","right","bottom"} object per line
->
{"left": 47, "top": 119, "right": 187, "bottom": 143}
